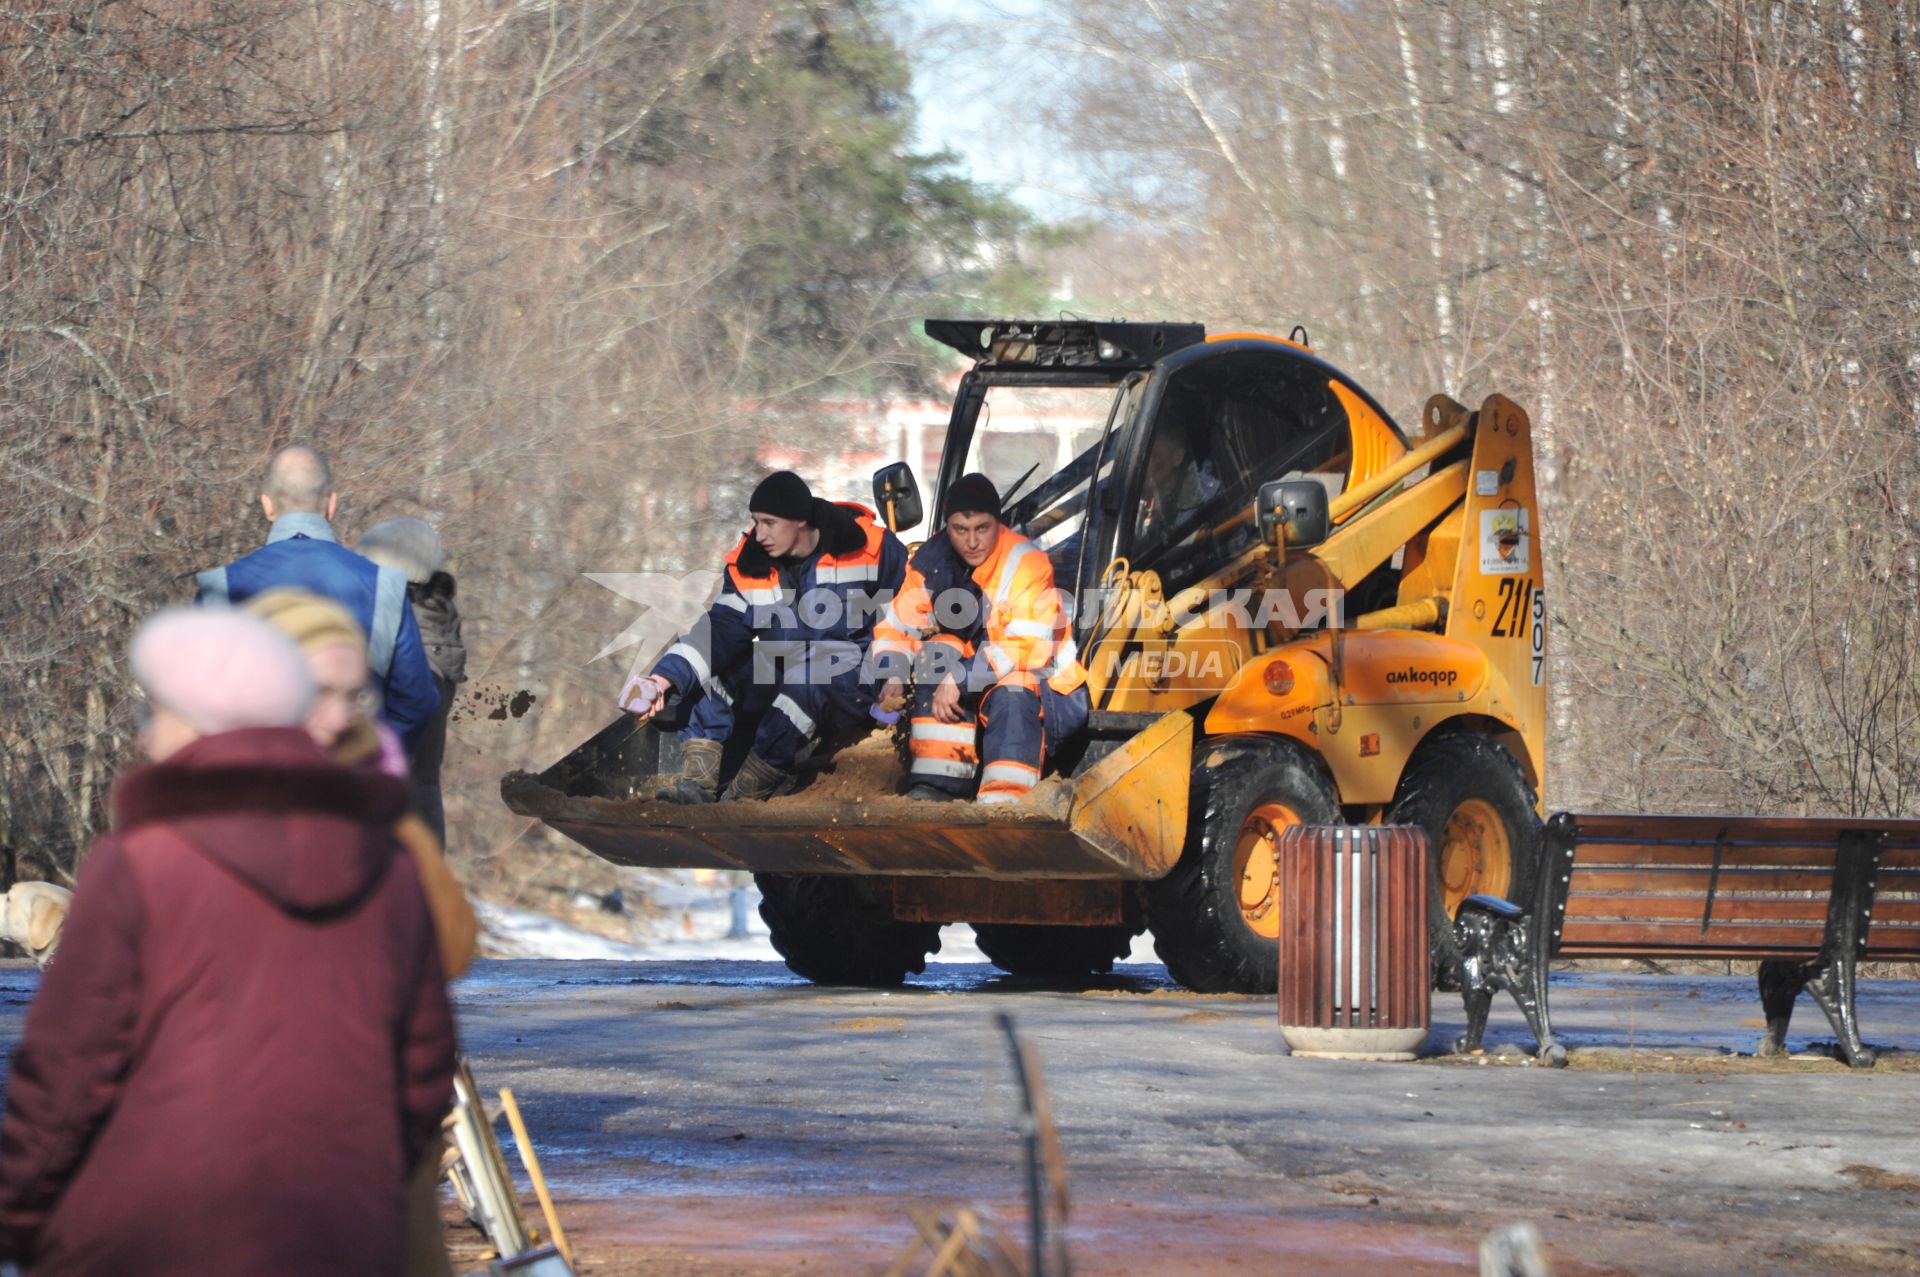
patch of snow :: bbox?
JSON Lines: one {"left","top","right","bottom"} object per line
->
{"left": 475, "top": 901, "right": 659, "bottom": 961}
{"left": 479, "top": 876, "right": 1165, "bottom": 968}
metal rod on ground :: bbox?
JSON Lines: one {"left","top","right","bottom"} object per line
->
{"left": 996, "top": 1013, "right": 1051, "bottom": 1277}
{"left": 499, "top": 1088, "right": 574, "bottom": 1269}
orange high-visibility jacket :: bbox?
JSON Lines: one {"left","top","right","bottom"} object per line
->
{"left": 872, "top": 524, "right": 1087, "bottom": 695}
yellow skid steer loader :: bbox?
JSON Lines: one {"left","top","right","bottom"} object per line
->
{"left": 502, "top": 320, "right": 1547, "bottom": 992}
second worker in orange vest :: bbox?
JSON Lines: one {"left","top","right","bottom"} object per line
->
{"left": 870, "top": 473, "right": 1090, "bottom": 803}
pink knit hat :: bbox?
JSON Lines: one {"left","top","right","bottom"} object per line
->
{"left": 129, "top": 608, "right": 316, "bottom": 734}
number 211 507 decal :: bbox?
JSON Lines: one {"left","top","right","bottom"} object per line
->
{"left": 1490, "top": 578, "right": 1533, "bottom": 637}
{"left": 1491, "top": 578, "right": 1547, "bottom": 686}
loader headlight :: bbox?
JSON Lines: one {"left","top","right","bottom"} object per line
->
{"left": 1263, "top": 659, "right": 1296, "bottom": 696}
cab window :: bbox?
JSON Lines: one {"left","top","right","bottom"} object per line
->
{"left": 1128, "top": 350, "right": 1353, "bottom": 586}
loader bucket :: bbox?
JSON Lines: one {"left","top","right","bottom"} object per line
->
{"left": 500, "top": 710, "right": 1194, "bottom": 881}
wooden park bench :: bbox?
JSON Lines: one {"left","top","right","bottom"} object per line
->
{"left": 1453, "top": 812, "right": 1920, "bottom": 1068}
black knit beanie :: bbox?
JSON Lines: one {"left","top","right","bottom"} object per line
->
{"left": 945, "top": 472, "right": 1002, "bottom": 520}
{"left": 749, "top": 470, "right": 814, "bottom": 522}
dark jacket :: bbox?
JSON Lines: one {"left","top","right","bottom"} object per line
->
{"left": 195, "top": 513, "right": 441, "bottom": 751}
{"left": 405, "top": 574, "right": 464, "bottom": 842}
{"left": 410, "top": 573, "right": 466, "bottom": 688}
{"left": 654, "top": 500, "right": 908, "bottom": 700}
{"left": 0, "top": 729, "right": 456, "bottom": 1276}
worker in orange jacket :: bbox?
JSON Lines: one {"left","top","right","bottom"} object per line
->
{"left": 870, "top": 474, "right": 1089, "bottom": 803}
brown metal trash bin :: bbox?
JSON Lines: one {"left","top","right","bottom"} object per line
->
{"left": 1276, "top": 824, "right": 1432, "bottom": 1059}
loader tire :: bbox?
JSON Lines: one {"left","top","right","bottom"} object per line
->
{"left": 1387, "top": 732, "right": 1543, "bottom": 986}
{"left": 755, "top": 874, "right": 942, "bottom": 987}
{"left": 972, "top": 918, "right": 1142, "bottom": 978}
{"left": 1144, "top": 736, "right": 1339, "bottom": 994}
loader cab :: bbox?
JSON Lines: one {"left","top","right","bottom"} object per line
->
{"left": 910, "top": 321, "right": 1408, "bottom": 641}
{"left": 1112, "top": 339, "right": 1402, "bottom": 598}
{"left": 915, "top": 321, "right": 1200, "bottom": 610}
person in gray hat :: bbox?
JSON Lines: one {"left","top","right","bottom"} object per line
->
{"left": 358, "top": 517, "right": 466, "bottom": 843}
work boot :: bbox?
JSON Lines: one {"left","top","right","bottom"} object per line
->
{"left": 721, "top": 751, "right": 793, "bottom": 802}
{"left": 656, "top": 737, "right": 723, "bottom": 805}
{"left": 904, "top": 783, "right": 959, "bottom": 802}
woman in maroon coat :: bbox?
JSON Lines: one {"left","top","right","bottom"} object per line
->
{"left": 0, "top": 609, "right": 457, "bottom": 1276}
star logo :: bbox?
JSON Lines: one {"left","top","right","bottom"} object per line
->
{"left": 582, "top": 570, "right": 718, "bottom": 664}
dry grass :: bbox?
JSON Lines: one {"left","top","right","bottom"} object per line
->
{"left": 1426, "top": 1047, "right": 1920, "bottom": 1074}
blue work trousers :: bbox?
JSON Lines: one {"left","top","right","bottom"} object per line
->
{"left": 680, "top": 648, "right": 870, "bottom": 769}
{"left": 908, "top": 677, "right": 1090, "bottom": 801}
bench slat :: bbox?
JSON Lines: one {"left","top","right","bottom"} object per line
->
{"left": 1569, "top": 841, "right": 1906, "bottom": 869}
{"left": 1565, "top": 812, "right": 1920, "bottom": 848}
{"left": 1557, "top": 943, "right": 1920, "bottom": 961}
{"left": 1558, "top": 918, "right": 1920, "bottom": 952}
{"left": 1559, "top": 918, "right": 1920, "bottom": 951}
{"left": 1571, "top": 867, "right": 1847, "bottom": 894}
{"left": 1564, "top": 894, "right": 1920, "bottom": 925}
{"left": 1560, "top": 920, "right": 1823, "bottom": 947}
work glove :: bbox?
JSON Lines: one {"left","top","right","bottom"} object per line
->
{"left": 619, "top": 670, "right": 669, "bottom": 717}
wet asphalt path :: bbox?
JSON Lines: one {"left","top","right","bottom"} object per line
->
{"left": 450, "top": 960, "right": 1920, "bottom": 1275}
{"left": 3, "top": 959, "right": 1919, "bottom": 1274}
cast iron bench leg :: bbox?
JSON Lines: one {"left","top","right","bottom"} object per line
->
{"left": 1756, "top": 959, "right": 1808, "bottom": 1058}
{"left": 1759, "top": 955, "right": 1875, "bottom": 1067}
{"left": 1817, "top": 833, "right": 1878, "bottom": 1068}
{"left": 1459, "top": 978, "right": 1495, "bottom": 1055}
{"left": 1805, "top": 955, "right": 1874, "bottom": 1068}
{"left": 1454, "top": 902, "right": 1497, "bottom": 1054}
{"left": 1508, "top": 932, "right": 1563, "bottom": 1066}
{"left": 1757, "top": 833, "right": 1880, "bottom": 1068}
{"left": 1453, "top": 895, "right": 1566, "bottom": 1067}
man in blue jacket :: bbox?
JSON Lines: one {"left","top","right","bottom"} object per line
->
{"left": 194, "top": 446, "right": 440, "bottom": 752}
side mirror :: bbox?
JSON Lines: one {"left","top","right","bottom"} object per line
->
{"left": 873, "top": 462, "right": 924, "bottom": 533}
{"left": 1258, "top": 479, "right": 1330, "bottom": 549}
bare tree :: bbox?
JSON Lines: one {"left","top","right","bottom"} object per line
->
{"left": 0, "top": 0, "right": 1036, "bottom": 887}
{"left": 1029, "top": 0, "right": 1920, "bottom": 816}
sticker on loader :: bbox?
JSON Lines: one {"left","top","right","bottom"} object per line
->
{"left": 1480, "top": 506, "right": 1529, "bottom": 575}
